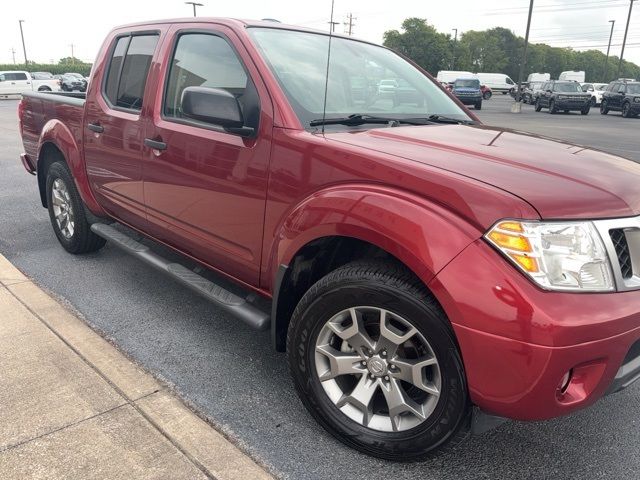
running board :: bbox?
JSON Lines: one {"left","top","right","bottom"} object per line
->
{"left": 90, "top": 223, "right": 270, "bottom": 331}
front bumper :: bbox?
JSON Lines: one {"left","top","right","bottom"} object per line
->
{"left": 455, "top": 94, "right": 482, "bottom": 105}
{"left": 430, "top": 239, "right": 640, "bottom": 421}
{"left": 555, "top": 98, "right": 590, "bottom": 109}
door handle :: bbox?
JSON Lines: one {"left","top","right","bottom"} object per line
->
{"left": 144, "top": 138, "right": 167, "bottom": 151}
{"left": 87, "top": 123, "right": 104, "bottom": 133}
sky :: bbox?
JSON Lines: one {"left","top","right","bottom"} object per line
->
{"left": 3, "top": 0, "right": 640, "bottom": 68}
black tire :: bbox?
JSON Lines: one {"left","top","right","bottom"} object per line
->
{"left": 483, "top": 91, "right": 492, "bottom": 100}
{"left": 590, "top": 96, "right": 597, "bottom": 107}
{"left": 600, "top": 100, "right": 609, "bottom": 115}
{"left": 581, "top": 106, "right": 590, "bottom": 115}
{"left": 622, "top": 102, "right": 632, "bottom": 118}
{"left": 549, "top": 99, "right": 557, "bottom": 114}
{"left": 45, "top": 161, "right": 106, "bottom": 254}
{"left": 475, "top": 101, "right": 482, "bottom": 110}
{"left": 535, "top": 99, "right": 542, "bottom": 112}
{"left": 38, "top": 86, "right": 52, "bottom": 92}
{"left": 287, "top": 260, "right": 471, "bottom": 461}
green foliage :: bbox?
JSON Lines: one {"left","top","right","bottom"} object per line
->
{"left": 383, "top": 19, "right": 640, "bottom": 83}
{"left": 0, "top": 63, "right": 92, "bottom": 76}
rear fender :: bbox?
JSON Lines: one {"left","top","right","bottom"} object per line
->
{"left": 37, "top": 119, "right": 105, "bottom": 215}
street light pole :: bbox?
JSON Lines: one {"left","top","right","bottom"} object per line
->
{"left": 603, "top": 20, "right": 615, "bottom": 82}
{"left": 515, "top": 0, "right": 534, "bottom": 105}
{"left": 18, "top": 20, "right": 28, "bottom": 66}
{"left": 185, "top": 2, "right": 203, "bottom": 17}
{"left": 452, "top": 28, "right": 458, "bottom": 70}
{"left": 617, "top": 0, "right": 636, "bottom": 78}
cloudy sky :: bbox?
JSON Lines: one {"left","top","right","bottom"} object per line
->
{"left": 3, "top": 0, "right": 639, "bottom": 67}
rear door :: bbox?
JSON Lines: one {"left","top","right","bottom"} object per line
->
{"left": 84, "top": 30, "right": 161, "bottom": 227}
{"left": 141, "top": 24, "right": 273, "bottom": 285}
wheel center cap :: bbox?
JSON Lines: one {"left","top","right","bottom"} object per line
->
{"left": 367, "top": 357, "right": 388, "bottom": 377}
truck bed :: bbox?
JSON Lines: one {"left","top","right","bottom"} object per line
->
{"left": 20, "top": 91, "right": 86, "bottom": 165}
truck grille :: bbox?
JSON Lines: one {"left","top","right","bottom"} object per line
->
{"left": 610, "top": 229, "right": 633, "bottom": 279}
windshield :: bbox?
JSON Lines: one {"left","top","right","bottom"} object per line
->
{"left": 248, "top": 27, "right": 471, "bottom": 128}
{"left": 554, "top": 83, "right": 582, "bottom": 92}
{"left": 454, "top": 79, "right": 479, "bottom": 88}
{"left": 627, "top": 84, "right": 640, "bottom": 94}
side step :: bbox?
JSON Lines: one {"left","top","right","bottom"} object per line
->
{"left": 91, "top": 223, "right": 270, "bottom": 331}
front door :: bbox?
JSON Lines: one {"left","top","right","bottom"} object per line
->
{"left": 142, "top": 26, "right": 272, "bottom": 285}
{"left": 84, "top": 32, "right": 160, "bottom": 227}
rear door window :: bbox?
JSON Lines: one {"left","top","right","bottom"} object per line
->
{"left": 103, "top": 33, "right": 159, "bottom": 111}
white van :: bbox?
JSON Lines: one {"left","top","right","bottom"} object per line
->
{"left": 475, "top": 73, "right": 516, "bottom": 94}
{"left": 436, "top": 70, "right": 475, "bottom": 84}
{"left": 559, "top": 70, "right": 585, "bottom": 83}
{"left": 527, "top": 72, "right": 550, "bottom": 82}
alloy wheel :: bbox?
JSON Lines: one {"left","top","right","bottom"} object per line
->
{"left": 314, "top": 306, "right": 441, "bottom": 432}
{"left": 51, "top": 178, "right": 75, "bottom": 239}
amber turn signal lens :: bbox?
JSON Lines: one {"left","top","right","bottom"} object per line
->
{"left": 508, "top": 253, "right": 539, "bottom": 273}
{"left": 496, "top": 221, "right": 524, "bottom": 233}
{"left": 487, "top": 230, "right": 532, "bottom": 253}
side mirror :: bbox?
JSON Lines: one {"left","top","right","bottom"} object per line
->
{"left": 181, "top": 86, "right": 254, "bottom": 136}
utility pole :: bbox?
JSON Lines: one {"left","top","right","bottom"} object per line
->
{"left": 10, "top": 48, "right": 16, "bottom": 64}
{"left": 603, "top": 20, "right": 615, "bottom": 81}
{"left": 18, "top": 20, "right": 28, "bottom": 65}
{"left": 185, "top": 2, "right": 203, "bottom": 17}
{"left": 617, "top": 0, "right": 636, "bottom": 78}
{"left": 514, "top": 0, "right": 534, "bottom": 111}
{"left": 343, "top": 13, "right": 356, "bottom": 36}
{"left": 328, "top": 20, "right": 339, "bottom": 33}
{"left": 70, "top": 44, "right": 75, "bottom": 64}
{"left": 451, "top": 28, "right": 458, "bottom": 70}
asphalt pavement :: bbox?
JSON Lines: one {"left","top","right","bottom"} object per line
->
{"left": 1, "top": 96, "right": 639, "bottom": 480}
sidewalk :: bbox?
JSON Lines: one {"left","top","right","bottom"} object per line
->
{"left": 0, "top": 254, "right": 274, "bottom": 480}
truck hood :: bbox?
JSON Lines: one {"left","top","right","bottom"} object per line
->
{"left": 326, "top": 124, "right": 640, "bottom": 219}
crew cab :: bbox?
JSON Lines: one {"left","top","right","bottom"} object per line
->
{"left": 535, "top": 80, "right": 592, "bottom": 114}
{"left": 18, "top": 18, "right": 640, "bottom": 461}
{"left": 601, "top": 80, "right": 640, "bottom": 118}
{"left": 0, "top": 70, "right": 59, "bottom": 98}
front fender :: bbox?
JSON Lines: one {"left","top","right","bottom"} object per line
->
{"left": 37, "top": 119, "right": 105, "bottom": 215}
{"left": 268, "top": 184, "right": 482, "bottom": 288}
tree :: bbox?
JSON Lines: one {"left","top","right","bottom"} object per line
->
{"left": 383, "top": 18, "right": 452, "bottom": 74}
{"left": 457, "top": 30, "right": 508, "bottom": 73}
{"left": 58, "top": 56, "right": 88, "bottom": 66}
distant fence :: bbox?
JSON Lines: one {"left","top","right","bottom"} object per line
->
{"left": 0, "top": 64, "right": 92, "bottom": 76}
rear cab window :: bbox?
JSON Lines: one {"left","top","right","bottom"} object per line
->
{"left": 103, "top": 32, "right": 159, "bottom": 111}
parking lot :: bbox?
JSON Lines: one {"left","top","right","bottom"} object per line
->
{"left": 1, "top": 96, "right": 639, "bottom": 480}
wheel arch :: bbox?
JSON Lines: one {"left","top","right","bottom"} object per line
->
{"left": 36, "top": 120, "right": 105, "bottom": 215}
{"left": 268, "top": 185, "right": 480, "bottom": 351}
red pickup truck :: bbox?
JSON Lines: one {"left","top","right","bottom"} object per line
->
{"left": 18, "top": 18, "right": 640, "bottom": 461}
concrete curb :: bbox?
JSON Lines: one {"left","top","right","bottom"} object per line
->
{"left": 0, "top": 253, "right": 274, "bottom": 480}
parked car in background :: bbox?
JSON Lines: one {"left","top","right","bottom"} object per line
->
{"left": 451, "top": 78, "right": 483, "bottom": 109}
{"left": 559, "top": 70, "right": 586, "bottom": 83}
{"left": 535, "top": 80, "right": 591, "bottom": 114}
{"left": 31, "top": 71, "right": 54, "bottom": 80}
{"left": 600, "top": 80, "right": 640, "bottom": 118}
{"left": 527, "top": 72, "right": 550, "bottom": 82}
{"left": 377, "top": 78, "right": 398, "bottom": 96}
{"left": 436, "top": 70, "right": 474, "bottom": 84}
{"left": 480, "top": 84, "right": 492, "bottom": 100}
{"left": 475, "top": 73, "right": 516, "bottom": 95}
{"left": 60, "top": 73, "right": 88, "bottom": 92}
{"left": 523, "top": 81, "right": 544, "bottom": 104}
{"left": 0, "top": 71, "right": 59, "bottom": 97}
{"left": 581, "top": 83, "right": 607, "bottom": 106}
{"left": 18, "top": 17, "right": 640, "bottom": 462}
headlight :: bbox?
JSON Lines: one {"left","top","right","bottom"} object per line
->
{"left": 634, "top": 97, "right": 640, "bottom": 103}
{"left": 485, "top": 220, "right": 614, "bottom": 292}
